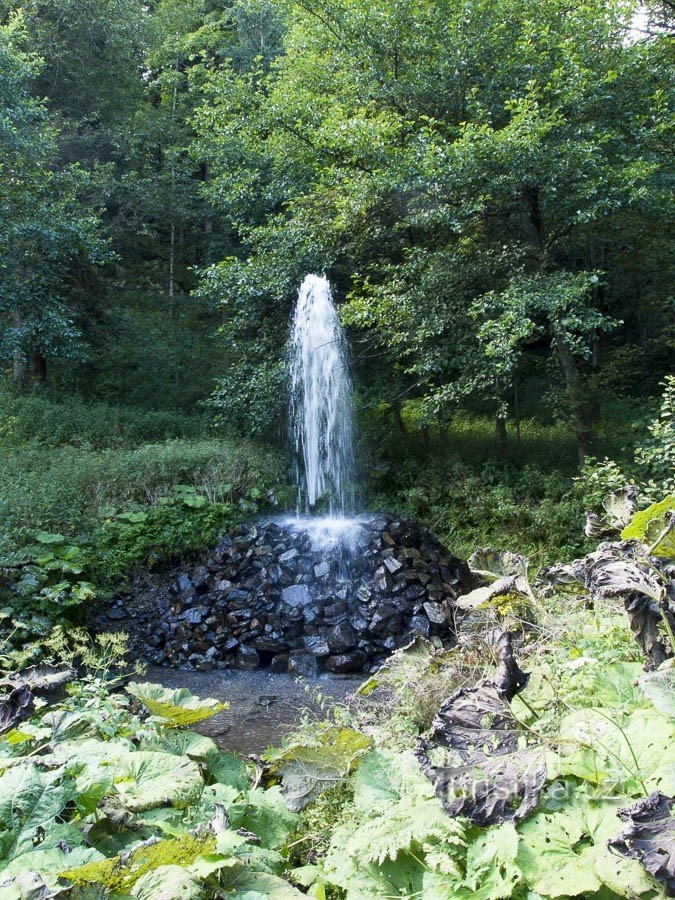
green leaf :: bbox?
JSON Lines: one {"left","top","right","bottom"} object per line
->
{"left": 223, "top": 870, "right": 305, "bottom": 898}
{"left": 269, "top": 727, "right": 372, "bottom": 812}
{"left": 558, "top": 707, "right": 675, "bottom": 795}
{"left": 33, "top": 532, "right": 65, "bottom": 545}
{"left": 622, "top": 496, "right": 675, "bottom": 559}
{"left": 517, "top": 794, "right": 657, "bottom": 897}
{"left": 126, "top": 682, "right": 228, "bottom": 726}
{"left": 227, "top": 786, "right": 298, "bottom": 850}
{"left": 0, "top": 764, "right": 77, "bottom": 863}
{"left": 468, "top": 548, "right": 529, "bottom": 582}
{"left": 142, "top": 729, "right": 219, "bottom": 761}
{"left": 131, "top": 865, "right": 202, "bottom": 900}
{"left": 456, "top": 574, "right": 533, "bottom": 613}
{"left": 639, "top": 666, "right": 675, "bottom": 718}
{"left": 113, "top": 751, "right": 204, "bottom": 812}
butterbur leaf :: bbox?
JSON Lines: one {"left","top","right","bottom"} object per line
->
{"left": 142, "top": 730, "right": 219, "bottom": 761}
{"left": 517, "top": 795, "right": 656, "bottom": 898}
{"left": 130, "top": 865, "right": 202, "bottom": 900}
{"left": 114, "top": 751, "right": 204, "bottom": 812}
{"left": 468, "top": 548, "right": 529, "bottom": 582}
{"left": 623, "top": 496, "right": 675, "bottom": 559}
{"left": 269, "top": 727, "right": 371, "bottom": 812}
{"left": 589, "top": 558, "right": 665, "bottom": 604}
{"left": 608, "top": 792, "right": 675, "bottom": 895}
{"left": 604, "top": 487, "right": 640, "bottom": 529}
{"left": 456, "top": 575, "right": 532, "bottom": 613}
{"left": 416, "top": 633, "right": 546, "bottom": 826}
{"left": 0, "top": 685, "right": 34, "bottom": 735}
{"left": 0, "top": 765, "right": 77, "bottom": 864}
{"left": 640, "top": 667, "right": 675, "bottom": 717}
{"left": 126, "top": 682, "right": 228, "bottom": 726}
{"left": 226, "top": 786, "right": 298, "bottom": 849}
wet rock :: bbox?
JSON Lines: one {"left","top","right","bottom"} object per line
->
{"left": 270, "top": 654, "right": 289, "bottom": 673}
{"left": 235, "top": 646, "right": 260, "bottom": 670}
{"left": 176, "top": 573, "right": 192, "bottom": 593}
{"left": 314, "top": 560, "right": 330, "bottom": 579}
{"left": 179, "top": 608, "right": 205, "bottom": 625}
{"left": 409, "top": 615, "right": 431, "bottom": 637}
{"left": 90, "top": 514, "right": 469, "bottom": 675}
{"left": 324, "top": 650, "right": 367, "bottom": 673}
{"left": 282, "top": 584, "right": 310, "bottom": 608}
{"left": 327, "top": 621, "right": 357, "bottom": 653}
{"left": 423, "top": 601, "right": 446, "bottom": 624}
{"left": 288, "top": 651, "right": 319, "bottom": 676}
{"left": 303, "top": 634, "right": 330, "bottom": 656}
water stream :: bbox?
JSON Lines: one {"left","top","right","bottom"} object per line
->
{"left": 289, "top": 274, "right": 357, "bottom": 514}
{"left": 146, "top": 667, "right": 358, "bottom": 754}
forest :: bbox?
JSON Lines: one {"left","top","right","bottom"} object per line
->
{"left": 0, "top": 0, "right": 674, "bottom": 897}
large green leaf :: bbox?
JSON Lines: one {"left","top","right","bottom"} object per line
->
{"left": 130, "top": 865, "right": 202, "bottom": 900}
{"left": 268, "top": 727, "right": 371, "bottom": 812}
{"left": 126, "top": 682, "right": 228, "bottom": 726}
{"left": 516, "top": 794, "right": 656, "bottom": 897}
{"left": 113, "top": 751, "right": 204, "bottom": 812}
{"left": 622, "top": 496, "right": 675, "bottom": 559}
{"left": 639, "top": 667, "right": 675, "bottom": 718}
{"left": 558, "top": 707, "right": 675, "bottom": 796}
{"left": 0, "top": 765, "right": 77, "bottom": 864}
{"left": 226, "top": 786, "right": 298, "bottom": 850}
{"left": 222, "top": 870, "right": 305, "bottom": 898}
{"left": 141, "top": 729, "right": 219, "bottom": 761}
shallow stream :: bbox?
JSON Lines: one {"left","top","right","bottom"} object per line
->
{"left": 145, "top": 666, "right": 359, "bottom": 755}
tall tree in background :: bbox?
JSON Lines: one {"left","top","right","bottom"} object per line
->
{"left": 0, "top": 16, "right": 107, "bottom": 387}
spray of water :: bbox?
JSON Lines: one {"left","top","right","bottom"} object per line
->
{"left": 289, "top": 274, "right": 357, "bottom": 514}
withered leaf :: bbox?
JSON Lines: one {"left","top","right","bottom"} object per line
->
{"left": 609, "top": 791, "right": 675, "bottom": 896}
{"left": 416, "top": 633, "right": 545, "bottom": 827}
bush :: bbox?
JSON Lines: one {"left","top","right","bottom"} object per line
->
{"left": 0, "top": 386, "right": 208, "bottom": 450}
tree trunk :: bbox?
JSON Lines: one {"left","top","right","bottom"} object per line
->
{"left": 495, "top": 412, "right": 507, "bottom": 457}
{"left": 31, "top": 351, "right": 47, "bottom": 386}
{"left": 553, "top": 332, "right": 592, "bottom": 465}
{"left": 13, "top": 353, "right": 28, "bottom": 389}
{"left": 11, "top": 311, "right": 29, "bottom": 389}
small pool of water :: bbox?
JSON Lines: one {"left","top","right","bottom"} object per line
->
{"left": 145, "top": 667, "right": 359, "bottom": 755}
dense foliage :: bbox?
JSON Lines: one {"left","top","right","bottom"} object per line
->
{"left": 0, "top": 498, "right": 673, "bottom": 897}
{"left": 0, "top": 1, "right": 673, "bottom": 895}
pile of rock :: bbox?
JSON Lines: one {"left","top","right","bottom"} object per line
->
{"left": 98, "top": 516, "right": 470, "bottom": 674}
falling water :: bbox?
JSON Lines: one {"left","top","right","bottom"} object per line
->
{"left": 289, "top": 274, "right": 357, "bottom": 514}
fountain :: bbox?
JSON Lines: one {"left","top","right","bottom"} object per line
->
{"left": 101, "top": 277, "right": 471, "bottom": 673}
{"left": 289, "top": 273, "right": 356, "bottom": 515}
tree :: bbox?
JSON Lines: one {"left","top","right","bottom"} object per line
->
{"left": 0, "top": 16, "right": 107, "bottom": 386}
{"left": 194, "top": 0, "right": 673, "bottom": 457}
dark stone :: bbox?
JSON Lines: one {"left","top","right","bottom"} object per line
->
{"left": 409, "top": 615, "right": 430, "bottom": 637}
{"left": 303, "top": 602, "right": 323, "bottom": 625}
{"left": 303, "top": 634, "right": 330, "bottom": 656}
{"left": 235, "top": 646, "right": 260, "bottom": 669}
{"left": 253, "top": 631, "right": 288, "bottom": 653}
{"left": 106, "top": 608, "right": 125, "bottom": 621}
{"left": 279, "top": 548, "right": 299, "bottom": 563}
{"left": 314, "top": 560, "right": 330, "bottom": 579}
{"left": 228, "top": 589, "right": 250, "bottom": 603}
{"left": 288, "top": 651, "right": 318, "bottom": 676}
{"left": 179, "top": 608, "right": 205, "bottom": 625}
{"left": 327, "top": 621, "right": 357, "bottom": 653}
{"left": 282, "top": 584, "right": 310, "bottom": 608}
{"left": 423, "top": 601, "right": 446, "bottom": 624}
{"left": 370, "top": 603, "right": 399, "bottom": 634}
{"left": 177, "top": 573, "right": 192, "bottom": 593}
{"left": 324, "top": 650, "right": 367, "bottom": 673}
{"left": 270, "top": 654, "right": 289, "bottom": 673}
